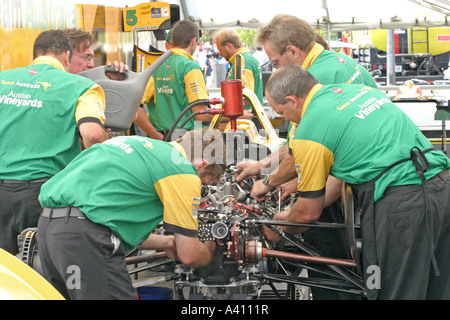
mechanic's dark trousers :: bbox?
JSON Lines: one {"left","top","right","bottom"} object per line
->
{"left": 303, "top": 200, "right": 360, "bottom": 300}
{"left": 36, "top": 207, "right": 137, "bottom": 300}
{"left": 0, "top": 179, "right": 47, "bottom": 255}
{"left": 358, "top": 170, "right": 450, "bottom": 299}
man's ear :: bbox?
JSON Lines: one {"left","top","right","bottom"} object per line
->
{"left": 62, "top": 50, "right": 71, "bottom": 71}
{"left": 285, "top": 95, "right": 297, "bottom": 106}
{"left": 194, "top": 159, "right": 210, "bottom": 170}
{"left": 286, "top": 45, "right": 301, "bottom": 59}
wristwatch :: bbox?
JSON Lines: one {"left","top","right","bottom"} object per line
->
{"left": 262, "top": 175, "right": 276, "bottom": 190}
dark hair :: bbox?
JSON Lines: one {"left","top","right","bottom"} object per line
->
{"left": 172, "top": 20, "right": 198, "bottom": 48}
{"left": 33, "top": 30, "right": 72, "bottom": 60}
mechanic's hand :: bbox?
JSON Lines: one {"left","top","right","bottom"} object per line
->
{"left": 262, "top": 226, "right": 283, "bottom": 243}
{"left": 240, "top": 109, "right": 254, "bottom": 120}
{"left": 150, "top": 131, "right": 165, "bottom": 141}
{"left": 262, "top": 210, "right": 290, "bottom": 242}
{"left": 105, "top": 61, "right": 129, "bottom": 80}
{"left": 278, "top": 178, "right": 297, "bottom": 202}
{"left": 235, "top": 160, "right": 262, "bottom": 181}
{"left": 106, "top": 128, "right": 114, "bottom": 139}
{"left": 250, "top": 178, "right": 273, "bottom": 201}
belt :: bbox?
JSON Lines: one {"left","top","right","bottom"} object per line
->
{"left": 41, "top": 206, "right": 86, "bottom": 219}
{"left": 0, "top": 178, "right": 49, "bottom": 184}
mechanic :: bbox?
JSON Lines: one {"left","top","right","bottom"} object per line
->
{"left": 141, "top": 20, "right": 218, "bottom": 139}
{"left": 214, "top": 28, "right": 264, "bottom": 109}
{"left": 264, "top": 63, "right": 450, "bottom": 300}
{"left": 236, "top": 14, "right": 378, "bottom": 300}
{"left": 63, "top": 28, "right": 127, "bottom": 79}
{"left": 237, "top": 14, "right": 377, "bottom": 194}
{"left": 63, "top": 28, "right": 163, "bottom": 140}
{"left": 0, "top": 30, "right": 108, "bottom": 255}
{"left": 37, "top": 128, "right": 225, "bottom": 300}
{"left": 135, "top": 29, "right": 174, "bottom": 140}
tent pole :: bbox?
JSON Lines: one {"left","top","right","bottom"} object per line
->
{"left": 386, "top": 29, "right": 397, "bottom": 85}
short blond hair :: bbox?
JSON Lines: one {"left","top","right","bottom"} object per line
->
{"left": 214, "top": 29, "right": 242, "bottom": 49}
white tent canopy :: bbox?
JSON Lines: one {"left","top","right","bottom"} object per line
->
{"left": 182, "top": 0, "right": 450, "bottom": 30}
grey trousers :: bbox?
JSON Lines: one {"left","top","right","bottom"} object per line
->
{"left": 371, "top": 171, "right": 450, "bottom": 299}
{"left": 36, "top": 211, "right": 137, "bottom": 300}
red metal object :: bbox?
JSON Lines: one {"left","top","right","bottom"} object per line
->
{"left": 263, "top": 248, "right": 357, "bottom": 268}
{"left": 220, "top": 80, "right": 243, "bottom": 131}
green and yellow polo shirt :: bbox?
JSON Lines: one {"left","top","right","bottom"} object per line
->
{"left": 39, "top": 136, "right": 201, "bottom": 251}
{"left": 291, "top": 84, "right": 449, "bottom": 202}
{"left": 287, "top": 44, "right": 378, "bottom": 148}
{"left": 0, "top": 56, "right": 105, "bottom": 181}
{"left": 141, "top": 48, "right": 209, "bottom": 131}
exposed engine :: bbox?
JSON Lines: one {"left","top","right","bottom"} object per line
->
{"left": 172, "top": 166, "right": 289, "bottom": 300}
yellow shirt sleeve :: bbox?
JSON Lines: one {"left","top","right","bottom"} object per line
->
{"left": 243, "top": 68, "right": 255, "bottom": 92}
{"left": 154, "top": 173, "right": 201, "bottom": 236}
{"left": 74, "top": 84, "right": 106, "bottom": 124}
{"left": 184, "top": 69, "right": 209, "bottom": 104}
{"left": 291, "top": 139, "right": 334, "bottom": 195}
{"left": 141, "top": 76, "right": 155, "bottom": 105}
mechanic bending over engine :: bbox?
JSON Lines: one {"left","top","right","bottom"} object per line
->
{"left": 0, "top": 30, "right": 109, "bottom": 255}
{"left": 236, "top": 14, "right": 378, "bottom": 300}
{"left": 262, "top": 64, "right": 450, "bottom": 300}
{"left": 36, "top": 128, "right": 225, "bottom": 300}
{"left": 236, "top": 14, "right": 377, "bottom": 198}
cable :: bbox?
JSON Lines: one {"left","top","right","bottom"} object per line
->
{"left": 178, "top": 111, "right": 201, "bottom": 132}
{"left": 165, "top": 100, "right": 223, "bottom": 142}
{"left": 164, "top": 99, "right": 210, "bottom": 142}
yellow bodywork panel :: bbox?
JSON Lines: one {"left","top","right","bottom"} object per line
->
{"left": 0, "top": 249, "right": 64, "bottom": 300}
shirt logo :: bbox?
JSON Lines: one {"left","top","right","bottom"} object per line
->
{"left": 28, "top": 69, "right": 38, "bottom": 75}
{"left": 191, "top": 197, "right": 200, "bottom": 219}
{"left": 144, "top": 141, "right": 154, "bottom": 149}
{"left": 35, "top": 80, "right": 51, "bottom": 91}
{"left": 333, "top": 87, "right": 344, "bottom": 94}
{"left": 337, "top": 56, "right": 347, "bottom": 64}
{"left": 295, "top": 164, "right": 302, "bottom": 184}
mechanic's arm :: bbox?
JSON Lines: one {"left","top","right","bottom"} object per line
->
{"left": 76, "top": 84, "right": 109, "bottom": 148}
{"left": 139, "top": 234, "right": 178, "bottom": 259}
{"left": 155, "top": 173, "right": 215, "bottom": 268}
{"left": 250, "top": 154, "right": 297, "bottom": 201}
{"left": 264, "top": 194, "right": 324, "bottom": 242}
{"left": 174, "top": 234, "right": 215, "bottom": 268}
{"left": 78, "top": 122, "right": 108, "bottom": 148}
{"left": 235, "top": 144, "right": 289, "bottom": 181}
{"left": 324, "top": 175, "right": 343, "bottom": 207}
{"left": 134, "top": 107, "right": 164, "bottom": 140}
